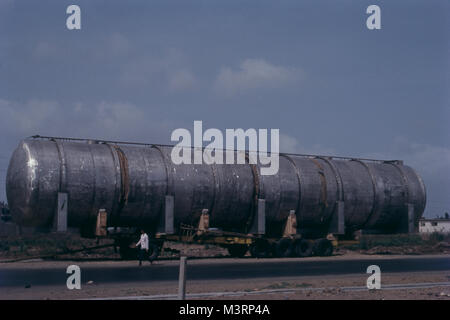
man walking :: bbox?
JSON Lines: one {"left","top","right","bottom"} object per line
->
{"left": 136, "top": 229, "right": 149, "bottom": 266}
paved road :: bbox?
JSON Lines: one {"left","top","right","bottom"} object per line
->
{"left": 0, "top": 256, "right": 449, "bottom": 288}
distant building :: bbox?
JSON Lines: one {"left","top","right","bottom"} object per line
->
{"left": 419, "top": 219, "right": 450, "bottom": 234}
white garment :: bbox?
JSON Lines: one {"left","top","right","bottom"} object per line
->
{"left": 136, "top": 233, "right": 149, "bottom": 250}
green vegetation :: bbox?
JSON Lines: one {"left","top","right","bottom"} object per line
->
{"left": 355, "top": 233, "right": 450, "bottom": 251}
{"left": 0, "top": 233, "right": 115, "bottom": 259}
{"left": 359, "top": 234, "right": 424, "bottom": 250}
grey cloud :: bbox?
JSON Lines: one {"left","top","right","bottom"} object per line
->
{"left": 214, "top": 59, "right": 302, "bottom": 97}
{"left": 0, "top": 98, "right": 175, "bottom": 142}
{"left": 168, "top": 69, "right": 197, "bottom": 91}
{"left": 361, "top": 137, "right": 450, "bottom": 179}
{"left": 0, "top": 99, "right": 59, "bottom": 133}
{"left": 279, "top": 133, "right": 336, "bottom": 155}
{"left": 119, "top": 49, "right": 197, "bottom": 92}
{"left": 108, "top": 33, "right": 131, "bottom": 57}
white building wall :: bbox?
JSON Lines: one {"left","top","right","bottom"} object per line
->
{"left": 419, "top": 220, "right": 450, "bottom": 234}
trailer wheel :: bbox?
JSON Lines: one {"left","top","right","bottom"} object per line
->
{"left": 250, "top": 240, "right": 271, "bottom": 258}
{"left": 294, "top": 239, "right": 313, "bottom": 257}
{"left": 275, "top": 238, "right": 294, "bottom": 257}
{"left": 148, "top": 243, "right": 160, "bottom": 262}
{"left": 227, "top": 245, "right": 248, "bottom": 258}
{"left": 119, "top": 244, "right": 137, "bottom": 260}
{"left": 313, "top": 238, "right": 333, "bottom": 256}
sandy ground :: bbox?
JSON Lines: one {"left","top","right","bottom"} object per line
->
{"left": 1, "top": 254, "right": 449, "bottom": 300}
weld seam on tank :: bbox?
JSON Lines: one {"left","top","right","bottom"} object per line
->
{"left": 412, "top": 166, "right": 427, "bottom": 214}
{"left": 149, "top": 144, "right": 169, "bottom": 224}
{"left": 138, "top": 148, "right": 149, "bottom": 222}
{"left": 316, "top": 156, "right": 341, "bottom": 221}
{"left": 345, "top": 159, "right": 372, "bottom": 226}
{"left": 153, "top": 145, "right": 173, "bottom": 196}
{"left": 245, "top": 160, "right": 261, "bottom": 233}
{"left": 53, "top": 139, "right": 67, "bottom": 193}
{"left": 387, "top": 162, "right": 416, "bottom": 227}
{"left": 281, "top": 154, "right": 302, "bottom": 220}
{"left": 416, "top": 167, "right": 427, "bottom": 222}
{"left": 105, "top": 143, "right": 121, "bottom": 225}
{"left": 417, "top": 169, "right": 426, "bottom": 204}
{"left": 119, "top": 147, "right": 130, "bottom": 205}
{"left": 387, "top": 162, "right": 410, "bottom": 204}
{"left": 352, "top": 159, "right": 379, "bottom": 229}
{"left": 363, "top": 164, "right": 386, "bottom": 229}
{"left": 151, "top": 145, "right": 171, "bottom": 227}
{"left": 274, "top": 169, "right": 283, "bottom": 221}
{"left": 88, "top": 143, "right": 98, "bottom": 221}
{"left": 310, "top": 158, "right": 328, "bottom": 223}
{"left": 113, "top": 145, "right": 130, "bottom": 217}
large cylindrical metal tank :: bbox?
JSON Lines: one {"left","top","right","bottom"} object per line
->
{"left": 6, "top": 138, "right": 426, "bottom": 236}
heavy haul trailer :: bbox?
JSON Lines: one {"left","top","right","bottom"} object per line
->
{"left": 6, "top": 136, "right": 426, "bottom": 259}
{"left": 108, "top": 210, "right": 328, "bottom": 259}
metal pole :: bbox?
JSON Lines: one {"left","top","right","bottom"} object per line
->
{"left": 178, "top": 256, "right": 187, "bottom": 300}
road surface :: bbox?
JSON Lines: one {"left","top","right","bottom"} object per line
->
{"left": 1, "top": 254, "right": 449, "bottom": 288}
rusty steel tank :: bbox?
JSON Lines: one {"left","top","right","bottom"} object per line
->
{"left": 6, "top": 137, "right": 426, "bottom": 237}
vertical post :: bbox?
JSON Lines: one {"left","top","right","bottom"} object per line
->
{"left": 337, "top": 201, "right": 345, "bottom": 234}
{"left": 283, "top": 210, "right": 297, "bottom": 237}
{"left": 196, "top": 209, "right": 209, "bottom": 236}
{"left": 55, "top": 192, "right": 68, "bottom": 232}
{"left": 178, "top": 256, "right": 187, "bottom": 300}
{"left": 95, "top": 209, "right": 107, "bottom": 237}
{"left": 328, "top": 200, "right": 345, "bottom": 235}
{"left": 257, "top": 199, "right": 266, "bottom": 235}
{"left": 407, "top": 203, "right": 415, "bottom": 233}
{"left": 250, "top": 199, "right": 266, "bottom": 235}
{"left": 165, "top": 195, "right": 174, "bottom": 234}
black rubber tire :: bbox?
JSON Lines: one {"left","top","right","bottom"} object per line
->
{"left": 119, "top": 244, "right": 137, "bottom": 260}
{"left": 148, "top": 243, "right": 160, "bottom": 262}
{"left": 250, "top": 240, "right": 271, "bottom": 258}
{"left": 275, "top": 238, "right": 294, "bottom": 257}
{"left": 313, "top": 239, "right": 333, "bottom": 256}
{"left": 294, "top": 239, "right": 313, "bottom": 257}
{"left": 227, "top": 245, "right": 248, "bottom": 258}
